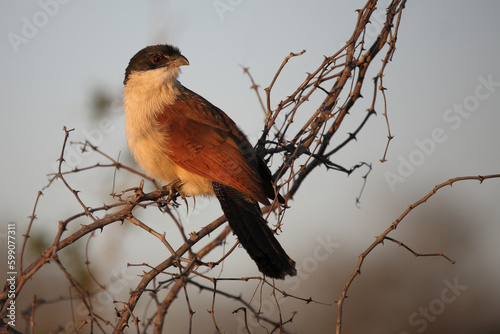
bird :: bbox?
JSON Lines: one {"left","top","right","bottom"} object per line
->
{"left": 123, "top": 44, "right": 296, "bottom": 279}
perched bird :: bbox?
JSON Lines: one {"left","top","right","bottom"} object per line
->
{"left": 123, "top": 44, "right": 296, "bottom": 279}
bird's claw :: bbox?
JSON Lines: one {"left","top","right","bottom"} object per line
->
{"left": 163, "top": 179, "right": 187, "bottom": 206}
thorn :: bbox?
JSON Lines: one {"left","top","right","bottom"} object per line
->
{"left": 190, "top": 231, "right": 198, "bottom": 241}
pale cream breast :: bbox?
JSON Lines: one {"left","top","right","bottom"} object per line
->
{"left": 124, "top": 68, "right": 214, "bottom": 197}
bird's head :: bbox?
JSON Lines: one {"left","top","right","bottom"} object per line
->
{"left": 124, "top": 44, "right": 189, "bottom": 86}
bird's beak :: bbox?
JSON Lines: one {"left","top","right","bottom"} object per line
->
{"left": 173, "top": 55, "right": 189, "bottom": 67}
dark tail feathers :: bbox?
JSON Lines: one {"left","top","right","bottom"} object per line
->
{"left": 213, "top": 182, "right": 296, "bottom": 279}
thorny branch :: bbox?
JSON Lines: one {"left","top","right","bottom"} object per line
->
{"left": 2, "top": 0, "right": 499, "bottom": 333}
{"left": 334, "top": 174, "right": 500, "bottom": 334}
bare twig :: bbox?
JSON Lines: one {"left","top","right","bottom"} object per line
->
{"left": 384, "top": 236, "right": 456, "bottom": 264}
{"left": 335, "top": 174, "right": 500, "bottom": 334}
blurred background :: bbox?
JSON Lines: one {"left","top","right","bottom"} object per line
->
{"left": 1, "top": 0, "right": 500, "bottom": 333}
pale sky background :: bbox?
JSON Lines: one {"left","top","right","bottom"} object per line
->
{"left": 1, "top": 1, "right": 500, "bottom": 333}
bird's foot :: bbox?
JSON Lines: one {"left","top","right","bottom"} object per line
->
{"left": 162, "top": 179, "right": 190, "bottom": 210}
{"left": 162, "top": 179, "right": 181, "bottom": 202}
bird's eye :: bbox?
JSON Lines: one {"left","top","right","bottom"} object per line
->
{"left": 152, "top": 55, "right": 162, "bottom": 64}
